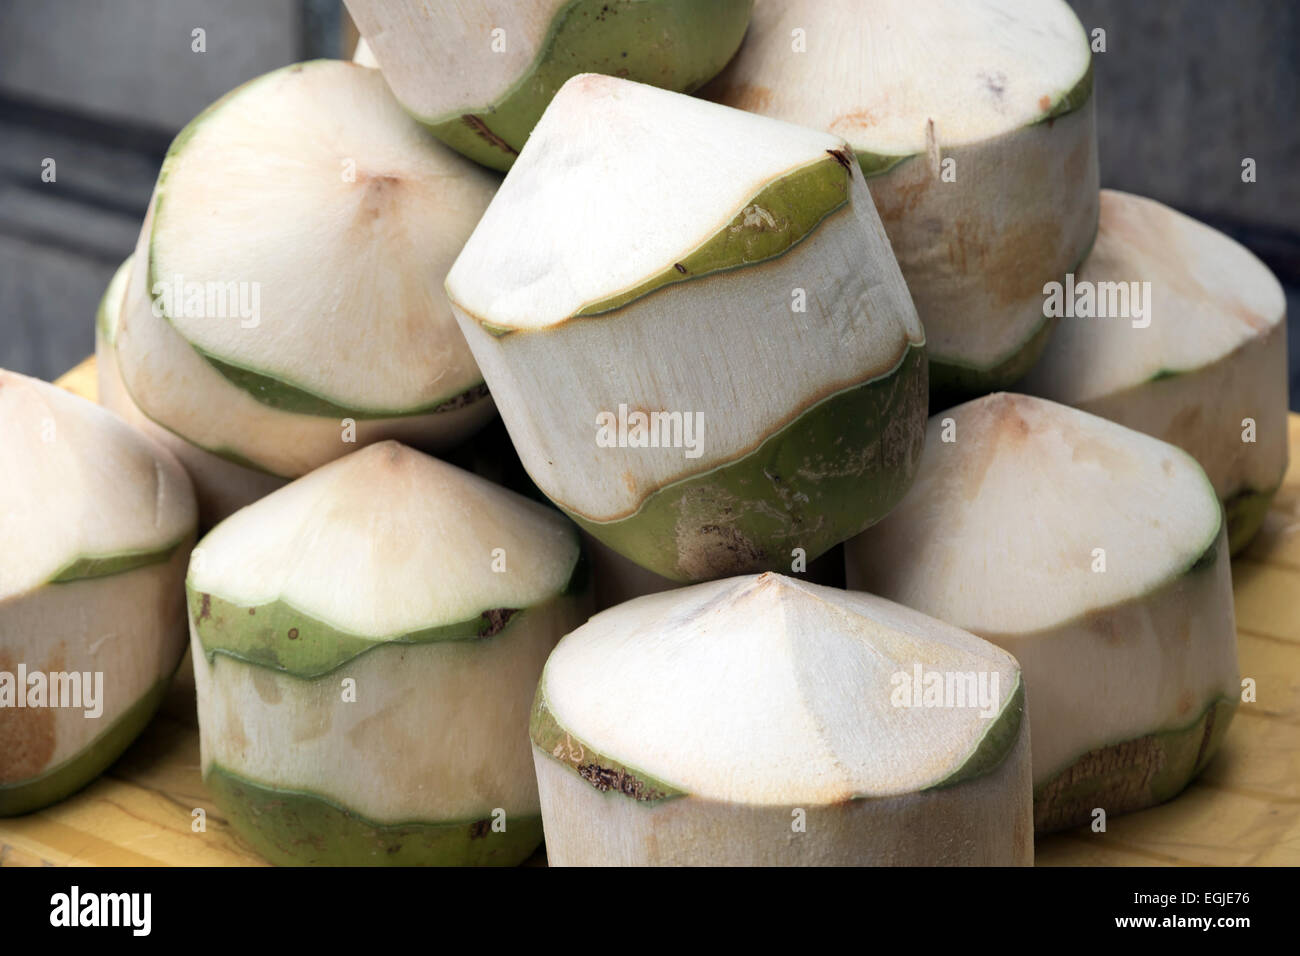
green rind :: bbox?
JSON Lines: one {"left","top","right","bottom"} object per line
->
{"left": 574, "top": 154, "right": 852, "bottom": 318}
{"left": 420, "top": 0, "right": 754, "bottom": 171}
{"left": 0, "top": 672, "right": 174, "bottom": 817}
{"left": 50, "top": 538, "right": 185, "bottom": 584}
{"left": 1225, "top": 484, "right": 1279, "bottom": 556}
{"left": 927, "top": 674, "right": 1025, "bottom": 791}
{"left": 1032, "top": 695, "right": 1237, "bottom": 833}
{"left": 95, "top": 257, "right": 133, "bottom": 344}
{"left": 569, "top": 342, "right": 928, "bottom": 582}
{"left": 200, "top": 351, "right": 490, "bottom": 420}
{"left": 205, "top": 765, "right": 541, "bottom": 866}
{"left": 530, "top": 682, "right": 686, "bottom": 805}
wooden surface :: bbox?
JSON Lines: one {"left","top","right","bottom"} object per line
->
{"left": 2, "top": 356, "right": 1297, "bottom": 867}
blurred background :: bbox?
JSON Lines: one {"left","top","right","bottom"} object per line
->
{"left": 1, "top": 0, "right": 1297, "bottom": 407}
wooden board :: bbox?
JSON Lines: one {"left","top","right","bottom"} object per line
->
{"left": 2, "top": 356, "right": 1297, "bottom": 867}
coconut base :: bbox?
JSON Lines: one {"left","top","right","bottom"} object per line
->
{"left": 928, "top": 317, "right": 1057, "bottom": 410}
{"left": 1225, "top": 485, "right": 1278, "bottom": 556}
{"left": 1032, "top": 696, "right": 1236, "bottom": 833}
{"left": 205, "top": 765, "right": 543, "bottom": 866}
{"left": 0, "top": 673, "right": 173, "bottom": 817}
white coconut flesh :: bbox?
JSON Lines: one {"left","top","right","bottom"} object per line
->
{"left": 1023, "top": 190, "right": 1288, "bottom": 542}
{"left": 706, "top": 0, "right": 1098, "bottom": 379}
{"left": 117, "top": 202, "right": 491, "bottom": 480}
{"left": 351, "top": 37, "right": 379, "bottom": 68}
{"left": 532, "top": 573, "right": 1032, "bottom": 865}
{"left": 187, "top": 442, "right": 585, "bottom": 859}
{"left": 96, "top": 256, "right": 286, "bottom": 526}
{"left": 446, "top": 74, "right": 923, "bottom": 527}
{"left": 147, "top": 59, "right": 498, "bottom": 417}
{"left": 844, "top": 394, "right": 1239, "bottom": 828}
{"left": 0, "top": 371, "right": 196, "bottom": 811}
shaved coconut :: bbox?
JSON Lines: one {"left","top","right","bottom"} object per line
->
{"left": 845, "top": 394, "right": 1238, "bottom": 831}
{"left": 532, "top": 573, "right": 1031, "bottom": 865}
{"left": 705, "top": 0, "right": 1098, "bottom": 394}
{"left": 188, "top": 441, "right": 587, "bottom": 864}
{"left": 0, "top": 371, "right": 196, "bottom": 815}
{"left": 446, "top": 75, "right": 927, "bottom": 582}
{"left": 116, "top": 60, "right": 499, "bottom": 484}
{"left": 351, "top": 37, "right": 378, "bottom": 68}
{"left": 346, "top": 0, "right": 753, "bottom": 170}
{"left": 96, "top": 256, "right": 285, "bottom": 526}
{"left": 1023, "top": 190, "right": 1288, "bottom": 553}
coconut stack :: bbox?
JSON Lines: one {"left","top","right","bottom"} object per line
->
{"left": 446, "top": 73, "right": 927, "bottom": 583}
{"left": 705, "top": 0, "right": 1099, "bottom": 398}
{"left": 0, "top": 371, "right": 197, "bottom": 815}
{"left": 846, "top": 394, "right": 1240, "bottom": 832}
{"left": 1023, "top": 190, "right": 1288, "bottom": 555}
{"left": 112, "top": 60, "right": 500, "bottom": 524}
{"left": 532, "top": 573, "right": 1032, "bottom": 865}
{"left": 345, "top": 0, "right": 755, "bottom": 170}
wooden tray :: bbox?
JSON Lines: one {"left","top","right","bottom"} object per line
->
{"left": 2, "top": 356, "right": 1297, "bottom": 866}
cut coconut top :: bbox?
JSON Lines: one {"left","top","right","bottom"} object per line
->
{"left": 1023, "top": 190, "right": 1286, "bottom": 404}
{"left": 189, "top": 441, "right": 580, "bottom": 640}
{"left": 852, "top": 394, "right": 1221, "bottom": 636}
{"left": 0, "top": 370, "right": 196, "bottom": 599}
{"left": 535, "top": 574, "right": 1023, "bottom": 804}
{"left": 150, "top": 60, "right": 498, "bottom": 414}
{"left": 347, "top": 0, "right": 566, "bottom": 120}
{"left": 706, "top": 0, "right": 1091, "bottom": 158}
{"left": 95, "top": 256, "right": 132, "bottom": 345}
{"left": 446, "top": 74, "right": 856, "bottom": 331}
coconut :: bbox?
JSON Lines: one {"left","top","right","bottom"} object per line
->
{"left": 345, "top": 0, "right": 754, "bottom": 171}
{"left": 531, "top": 573, "right": 1031, "bottom": 865}
{"left": 1022, "top": 190, "right": 1288, "bottom": 554}
{"left": 844, "top": 393, "right": 1239, "bottom": 832}
{"left": 0, "top": 371, "right": 197, "bottom": 816}
{"left": 114, "top": 60, "right": 500, "bottom": 501}
{"left": 187, "top": 441, "right": 587, "bottom": 865}
{"left": 445, "top": 74, "right": 927, "bottom": 582}
{"left": 704, "top": 0, "right": 1099, "bottom": 396}
{"left": 352, "top": 37, "right": 378, "bottom": 68}
{"left": 96, "top": 257, "right": 285, "bottom": 527}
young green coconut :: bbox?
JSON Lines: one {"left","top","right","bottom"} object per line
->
{"left": 1022, "top": 190, "right": 1288, "bottom": 554}
{"left": 446, "top": 74, "right": 928, "bottom": 583}
{"left": 96, "top": 257, "right": 285, "bottom": 527}
{"left": 187, "top": 441, "right": 587, "bottom": 865}
{"left": 704, "top": 0, "right": 1099, "bottom": 397}
{"left": 114, "top": 60, "right": 500, "bottom": 500}
{"left": 531, "top": 573, "right": 1031, "bottom": 865}
{"left": 0, "top": 371, "right": 196, "bottom": 816}
{"left": 344, "top": 0, "right": 754, "bottom": 171}
{"left": 845, "top": 394, "right": 1239, "bottom": 832}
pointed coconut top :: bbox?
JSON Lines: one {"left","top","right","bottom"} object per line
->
{"left": 1024, "top": 190, "right": 1286, "bottom": 404}
{"left": 851, "top": 394, "right": 1221, "bottom": 636}
{"left": 446, "top": 74, "right": 858, "bottom": 332}
{"left": 533, "top": 573, "right": 1023, "bottom": 804}
{"left": 189, "top": 442, "right": 581, "bottom": 667}
{"left": 706, "top": 0, "right": 1091, "bottom": 160}
{"left": 0, "top": 370, "right": 197, "bottom": 599}
{"left": 150, "top": 60, "right": 498, "bottom": 415}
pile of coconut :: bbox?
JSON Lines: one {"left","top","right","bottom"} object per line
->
{"left": 5, "top": 0, "right": 1283, "bottom": 868}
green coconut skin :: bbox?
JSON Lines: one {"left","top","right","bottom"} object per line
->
{"left": 187, "top": 546, "right": 584, "bottom": 679}
{"left": 51, "top": 539, "right": 186, "bottom": 584}
{"left": 1033, "top": 696, "right": 1236, "bottom": 833}
{"left": 530, "top": 661, "right": 1024, "bottom": 805}
{"left": 205, "top": 765, "right": 543, "bottom": 866}
{"left": 1225, "top": 485, "right": 1278, "bottom": 556}
{"left": 0, "top": 672, "right": 174, "bottom": 817}
{"left": 568, "top": 343, "right": 927, "bottom": 582}
{"left": 421, "top": 0, "right": 754, "bottom": 171}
